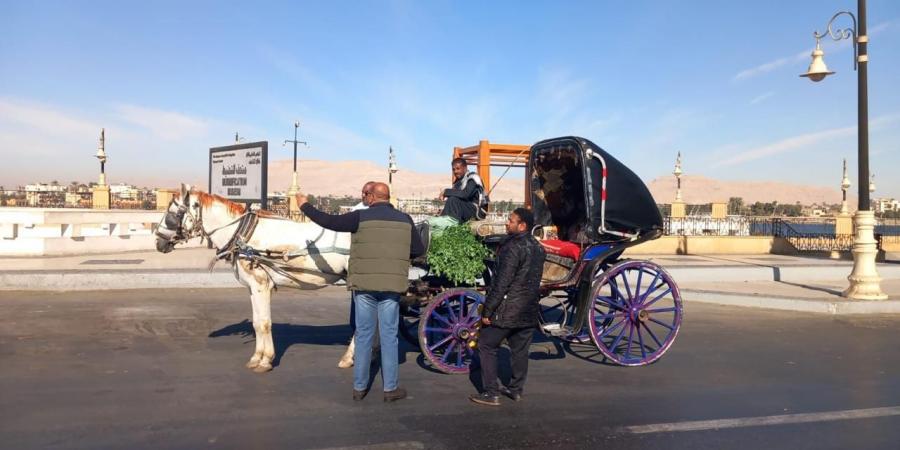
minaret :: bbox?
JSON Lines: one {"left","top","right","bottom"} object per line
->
{"left": 840, "top": 158, "right": 851, "bottom": 215}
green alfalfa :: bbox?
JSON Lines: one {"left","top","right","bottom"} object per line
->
{"left": 426, "top": 224, "right": 490, "bottom": 286}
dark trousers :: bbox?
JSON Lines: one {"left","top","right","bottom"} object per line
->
{"left": 478, "top": 325, "right": 535, "bottom": 396}
{"left": 440, "top": 197, "right": 476, "bottom": 223}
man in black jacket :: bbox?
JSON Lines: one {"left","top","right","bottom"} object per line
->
{"left": 440, "top": 158, "right": 485, "bottom": 223}
{"left": 470, "top": 208, "right": 545, "bottom": 406}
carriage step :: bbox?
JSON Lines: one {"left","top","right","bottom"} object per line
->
{"left": 540, "top": 323, "right": 572, "bottom": 337}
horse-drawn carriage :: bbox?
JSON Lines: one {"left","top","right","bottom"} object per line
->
{"left": 154, "top": 136, "right": 682, "bottom": 375}
{"left": 403, "top": 136, "right": 683, "bottom": 374}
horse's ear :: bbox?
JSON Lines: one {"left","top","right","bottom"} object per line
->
{"left": 180, "top": 183, "right": 187, "bottom": 198}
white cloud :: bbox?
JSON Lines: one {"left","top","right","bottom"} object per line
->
{"left": 114, "top": 104, "right": 210, "bottom": 140}
{"left": 257, "top": 46, "right": 335, "bottom": 98}
{"left": 712, "top": 113, "right": 900, "bottom": 167}
{"left": 0, "top": 98, "right": 99, "bottom": 136}
{"left": 750, "top": 91, "right": 775, "bottom": 105}
{"left": 0, "top": 98, "right": 246, "bottom": 186}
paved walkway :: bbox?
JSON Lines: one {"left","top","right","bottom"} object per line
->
{"left": 1, "top": 248, "right": 898, "bottom": 314}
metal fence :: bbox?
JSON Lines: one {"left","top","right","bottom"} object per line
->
{"left": 662, "top": 215, "right": 899, "bottom": 252}
{"left": 663, "top": 216, "right": 775, "bottom": 236}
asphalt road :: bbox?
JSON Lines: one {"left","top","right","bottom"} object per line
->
{"left": 1, "top": 287, "right": 898, "bottom": 449}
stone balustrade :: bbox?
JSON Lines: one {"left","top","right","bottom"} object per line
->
{"left": 0, "top": 207, "right": 202, "bottom": 256}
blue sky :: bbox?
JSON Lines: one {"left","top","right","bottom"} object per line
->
{"left": 1, "top": 0, "right": 898, "bottom": 198}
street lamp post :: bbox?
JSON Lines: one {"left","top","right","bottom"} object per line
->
{"left": 95, "top": 128, "right": 108, "bottom": 186}
{"left": 840, "top": 159, "right": 851, "bottom": 216}
{"left": 670, "top": 152, "right": 686, "bottom": 219}
{"left": 673, "top": 151, "right": 683, "bottom": 203}
{"left": 801, "top": 0, "right": 886, "bottom": 300}
{"left": 283, "top": 121, "right": 308, "bottom": 195}
{"left": 388, "top": 146, "right": 398, "bottom": 205}
{"left": 283, "top": 122, "right": 308, "bottom": 217}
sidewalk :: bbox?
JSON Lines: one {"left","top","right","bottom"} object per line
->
{"left": 1, "top": 249, "right": 898, "bottom": 314}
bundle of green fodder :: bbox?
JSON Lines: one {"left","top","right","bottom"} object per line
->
{"left": 426, "top": 223, "right": 490, "bottom": 286}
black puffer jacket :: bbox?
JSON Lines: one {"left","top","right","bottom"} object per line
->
{"left": 482, "top": 232, "right": 546, "bottom": 328}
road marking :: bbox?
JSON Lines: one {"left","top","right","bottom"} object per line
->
{"left": 622, "top": 406, "right": 900, "bottom": 434}
{"left": 314, "top": 441, "right": 426, "bottom": 450}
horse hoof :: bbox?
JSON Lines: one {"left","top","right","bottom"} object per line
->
{"left": 338, "top": 358, "right": 354, "bottom": 369}
{"left": 253, "top": 364, "right": 273, "bottom": 373}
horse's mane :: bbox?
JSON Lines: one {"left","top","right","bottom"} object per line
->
{"left": 189, "top": 190, "right": 283, "bottom": 219}
{"left": 193, "top": 191, "right": 247, "bottom": 217}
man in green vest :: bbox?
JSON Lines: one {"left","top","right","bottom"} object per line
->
{"left": 297, "top": 182, "right": 424, "bottom": 402}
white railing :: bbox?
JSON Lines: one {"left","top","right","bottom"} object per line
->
{"left": 0, "top": 207, "right": 200, "bottom": 256}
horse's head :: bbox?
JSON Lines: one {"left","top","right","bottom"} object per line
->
{"left": 155, "top": 184, "right": 202, "bottom": 253}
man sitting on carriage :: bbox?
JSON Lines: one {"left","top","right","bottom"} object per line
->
{"left": 439, "top": 157, "right": 488, "bottom": 224}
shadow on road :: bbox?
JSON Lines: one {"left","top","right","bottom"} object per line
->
{"left": 209, "top": 319, "right": 353, "bottom": 367}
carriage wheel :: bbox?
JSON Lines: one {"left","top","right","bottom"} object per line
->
{"left": 588, "top": 260, "right": 683, "bottom": 366}
{"left": 418, "top": 289, "right": 484, "bottom": 374}
{"left": 399, "top": 301, "right": 422, "bottom": 347}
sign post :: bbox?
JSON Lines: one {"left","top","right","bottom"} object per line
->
{"left": 209, "top": 141, "right": 268, "bottom": 208}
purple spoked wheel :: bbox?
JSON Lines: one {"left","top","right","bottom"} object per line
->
{"left": 588, "top": 260, "right": 683, "bottom": 366}
{"left": 418, "top": 289, "right": 484, "bottom": 374}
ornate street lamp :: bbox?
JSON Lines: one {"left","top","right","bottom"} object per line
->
{"left": 388, "top": 146, "right": 398, "bottom": 185}
{"left": 840, "top": 158, "right": 851, "bottom": 215}
{"left": 673, "top": 151, "right": 683, "bottom": 203}
{"left": 283, "top": 121, "right": 308, "bottom": 195}
{"left": 95, "top": 128, "right": 108, "bottom": 186}
{"left": 801, "top": 0, "right": 886, "bottom": 300}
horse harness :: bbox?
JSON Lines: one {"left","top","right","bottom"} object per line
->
{"left": 160, "top": 195, "right": 348, "bottom": 287}
{"left": 210, "top": 212, "right": 349, "bottom": 287}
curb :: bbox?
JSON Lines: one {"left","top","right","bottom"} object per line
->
{"left": 666, "top": 264, "right": 900, "bottom": 283}
{"left": 683, "top": 289, "right": 900, "bottom": 315}
{"left": 0, "top": 270, "right": 239, "bottom": 291}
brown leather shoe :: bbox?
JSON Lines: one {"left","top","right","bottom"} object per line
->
{"left": 500, "top": 385, "right": 522, "bottom": 402}
{"left": 469, "top": 392, "right": 501, "bottom": 406}
{"left": 383, "top": 387, "right": 407, "bottom": 402}
{"left": 353, "top": 389, "right": 368, "bottom": 401}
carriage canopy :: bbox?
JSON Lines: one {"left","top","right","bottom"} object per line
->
{"left": 528, "top": 136, "right": 663, "bottom": 242}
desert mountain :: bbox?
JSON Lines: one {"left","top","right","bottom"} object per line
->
{"left": 260, "top": 159, "right": 845, "bottom": 205}
{"left": 647, "top": 174, "right": 848, "bottom": 206}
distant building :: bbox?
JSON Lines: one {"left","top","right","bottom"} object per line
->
{"left": 24, "top": 183, "right": 67, "bottom": 207}
{"left": 109, "top": 183, "right": 140, "bottom": 200}
{"left": 874, "top": 198, "right": 899, "bottom": 213}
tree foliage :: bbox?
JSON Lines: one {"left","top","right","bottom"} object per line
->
{"left": 427, "top": 224, "right": 490, "bottom": 286}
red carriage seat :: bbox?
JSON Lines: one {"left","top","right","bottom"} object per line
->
{"left": 540, "top": 239, "right": 581, "bottom": 261}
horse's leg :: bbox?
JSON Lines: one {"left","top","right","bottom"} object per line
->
{"left": 338, "top": 335, "right": 355, "bottom": 368}
{"left": 246, "top": 286, "right": 263, "bottom": 369}
{"left": 338, "top": 291, "right": 356, "bottom": 368}
{"left": 238, "top": 261, "right": 266, "bottom": 370}
{"left": 251, "top": 270, "right": 276, "bottom": 373}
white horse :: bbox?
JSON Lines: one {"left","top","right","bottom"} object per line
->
{"left": 155, "top": 185, "right": 357, "bottom": 372}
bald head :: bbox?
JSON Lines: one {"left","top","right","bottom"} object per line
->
{"left": 369, "top": 182, "right": 390, "bottom": 202}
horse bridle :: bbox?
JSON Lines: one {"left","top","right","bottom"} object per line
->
{"left": 156, "top": 192, "right": 204, "bottom": 248}
{"left": 156, "top": 191, "right": 251, "bottom": 252}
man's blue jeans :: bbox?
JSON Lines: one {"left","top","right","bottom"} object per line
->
{"left": 353, "top": 291, "right": 400, "bottom": 392}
